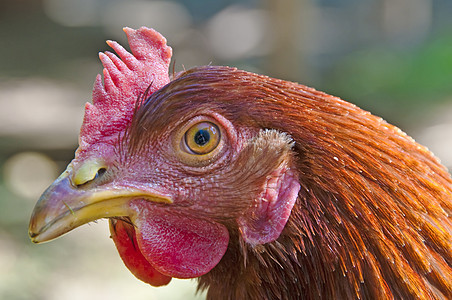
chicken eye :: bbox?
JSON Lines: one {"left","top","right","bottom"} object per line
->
{"left": 184, "top": 122, "right": 220, "bottom": 155}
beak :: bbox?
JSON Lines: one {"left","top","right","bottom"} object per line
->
{"left": 29, "top": 168, "right": 172, "bottom": 244}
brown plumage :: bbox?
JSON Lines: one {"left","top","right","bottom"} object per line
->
{"left": 29, "top": 27, "right": 452, "bottom": 300}
{"left": 133, "top": 66, "right": 452, "bottom": 299}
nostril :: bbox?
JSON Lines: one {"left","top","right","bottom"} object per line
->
{"left": 72, "top": 161, "right": 108, "bottom": 187}
{"left": 95, "top": 168, "right": 107, "bottom": 179}
{"left": 75, "top": 167, "right": 107, "bottom": 187}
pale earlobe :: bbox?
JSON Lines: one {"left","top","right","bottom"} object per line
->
{"left": 237, "top": 166, "right": 300, "bottom": 245}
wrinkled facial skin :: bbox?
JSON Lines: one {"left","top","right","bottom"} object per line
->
{"left": 86, "top": 111, "right": 255, "bottom": 218}
{"left": 29, "top": 87, "right": 300, "bottom": 284}
{"left": 29, "top": 108, "right": 252, "bottom": 283}
{"left": 28, "top": 26, "right": 301, "bottom": 286}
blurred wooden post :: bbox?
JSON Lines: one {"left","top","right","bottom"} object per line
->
{"left": 265, "top": 0, "right": 313, "bottom": 81}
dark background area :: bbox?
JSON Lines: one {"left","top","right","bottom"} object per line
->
{"left": 1, "top": 0, "right": 451, "bottom": 299}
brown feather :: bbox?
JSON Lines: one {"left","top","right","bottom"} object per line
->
{"left": 130, "top": 66, "right": 452, "bottom": 299}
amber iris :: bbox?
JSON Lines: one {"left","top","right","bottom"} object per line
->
{"left": 184, "top": 122, "right": 220, "bottom": 154}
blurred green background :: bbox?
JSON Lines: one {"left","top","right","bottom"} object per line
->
{"left": 1, "top": 0, "right": 451, "bottom": 299}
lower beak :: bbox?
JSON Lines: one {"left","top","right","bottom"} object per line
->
{"left": 29, "top": 172, "right": 172, "bottom": 243}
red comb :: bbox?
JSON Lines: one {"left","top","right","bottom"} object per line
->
{"left": 79, "top": 27, "right": 172, "bottom": 149}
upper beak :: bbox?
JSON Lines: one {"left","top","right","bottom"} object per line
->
{"left": 29, "top": 169, "right": 172, "bottom": 243}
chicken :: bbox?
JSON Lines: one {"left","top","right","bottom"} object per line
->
{"left": 29, "top": 27, "right": 452, "bottom": 299}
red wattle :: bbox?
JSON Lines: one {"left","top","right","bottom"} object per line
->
{"left": 109, "top": 219, "right": 171, "bottom": 286}
{"left": 130, "top": 201, "right": 230, "bottom": 279}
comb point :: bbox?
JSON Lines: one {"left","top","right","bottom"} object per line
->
{"left": 79, "top": 27, "right": 172, "bottom": 150}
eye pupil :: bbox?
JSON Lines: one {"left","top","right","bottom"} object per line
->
{"left": 184, "top": 121, "right": 221, "bottom": 155}
{"left": 194, "top": 129, "right": 210, "bottom": 146}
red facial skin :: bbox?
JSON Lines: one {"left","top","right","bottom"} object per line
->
{"left": 69, "top": 27, "right": 299, "bottom": 285}
{"left": 29, "top": 27, "right": 452, "bottom": 300}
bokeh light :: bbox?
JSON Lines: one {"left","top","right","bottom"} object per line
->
{"left": 101, "top": 1, "right": 192, "bottom": 43}
{"left": 206, "top": 5, "right": 270, "bottom": 60}
{"left": 0, "top": 79, "right": 85, "bottom": 148}
{"left": 3, "top": 152, "right": 58, "bottom": 200}
{"left": 43, "top": 0, "right": 99, "bottom": 27}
